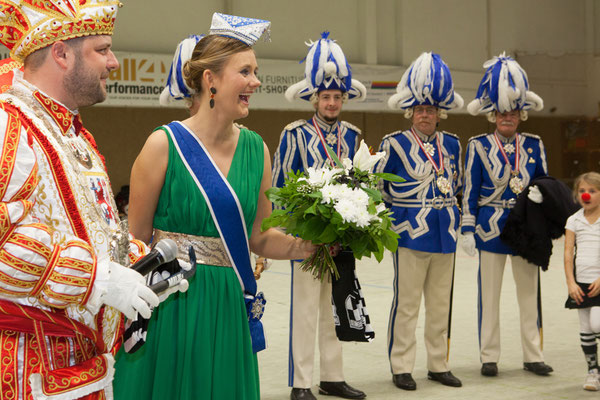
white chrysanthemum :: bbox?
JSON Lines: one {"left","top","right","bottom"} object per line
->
{"left": 321, "top": 183, "right": 344, "bottom": 204}
{"left": 355, "top": 209, "right": 372, "bottom": 227}
{"left": 376, "top": 203, "right": 387, "bottom": 214}
{"left": 350, "top": 188, "right": 370, "bottom": 208}
{"left": 335, "top": 198, "right": 358, "bottom": 223}
{"left": 306, "top": 166, "right": 342, "bottom": 186}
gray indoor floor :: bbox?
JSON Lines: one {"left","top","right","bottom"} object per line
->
{"left": 256, "top": 237, "right": 593, "bottom": 400}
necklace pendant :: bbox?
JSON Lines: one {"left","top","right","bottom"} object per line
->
{"left": 509, "top": 175, "right": 523, "bottom": 194}
{"left": 503, "top": 143, "right": 515, "bottom": 155}
{"left": 436, "top": 175, "right": 451, "bottom": 195}
{"left": 423, "top": 142, "right": 435, "bottom": 157}
{"left": 326, "top": 132, "right": 337, "bottom": 146}
{"left": 67, "top": 139, "right": 93, "bottom": 169}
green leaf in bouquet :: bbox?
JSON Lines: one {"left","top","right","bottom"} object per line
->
{"left": 304, "top": 200, "right": 318, "bottom": 216}
{"left": 382, "top": 229, "right": 400, "bottom": 252}
{"left": 261, "top": 209, "right": 288, "bottom": 231}
{"left": 362, "top": 187, "right": 383, "bottom": 202}
{"left": 317, "top": 203, "right": 332, "bottom": 218}
{"left": 367, "top": 201, "right": 377, "bottom": 215}
{"left": 349, "top": 236, "right": 369, "bottom": 256}
{"left": 264, "top": 186, "right": 281, "bottom": 201}
{"left": 330, "top": 211, "right": 343, "bottom": 226}
{"left": 301, "top": 216, "right": 328, "bottom": 242}
{"left": 373, "top": 172, "right": 405, "bottom": 183}
{"left": 324, "top": 143, "right": 344, "bottom": 169}
{"left": 374, "top": 240, "right": 385, "bottom": 262}
{"left": 318, "top": 223, "right": 339, "bottom": 243}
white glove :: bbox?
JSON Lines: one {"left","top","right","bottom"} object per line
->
{"left": 178, "top": 259, "right": 192, "bottom": 271}
{"left": 527, "top": 185, "right": 543, "bottom": 204}
{"left": 102, "top": 262, "right": 159, "bottom": 320}
{"left": 461, "top": 232, "right": 477, "bottom": 257}
{"left": 150, "top": 268, "right": 190, "bottom": 303}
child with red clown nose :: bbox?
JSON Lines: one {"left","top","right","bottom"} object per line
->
{"left": 564, "top": 171, "right": 600, "bottom": 391}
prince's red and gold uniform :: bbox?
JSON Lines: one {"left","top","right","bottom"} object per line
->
{"left": 0, "top": 73, "right": 146, "bottom": 400}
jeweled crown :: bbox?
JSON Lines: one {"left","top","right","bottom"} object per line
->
{"left": 0, "top": 0, "right": 122, "bottom": 62}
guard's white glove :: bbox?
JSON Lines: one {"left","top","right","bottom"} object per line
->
{"left": 461, "top": 232, "right": 477, "bottom": 257}
{"left": 102, "top": 262, "right": 159, "bottom": 319}
{"left": 527, "top": 185, "right": 543, "bottom": 204}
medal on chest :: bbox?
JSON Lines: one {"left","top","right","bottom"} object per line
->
{"left": 423, "top": 142, "right": 435, "bottom": 157}
{"left": 67, "top": 137, "right": 93, "bottom": 169}
{"left": 494, "top": 131, "right": 522, "bottom": 194}
{"left": 313, "top": 117, "right": 342, "bottom": 167}
{"left": 436, "top": 174, "right": 451, "bottom": 194}
{"left": 503, "top": 143, "right": 515, "bottom": 155}
{"left": 411, "top": 128, "right": 450, "bottom": 194}
{"left": 326, "top": 132, "right": 338, "bottom": 146}
{"left": 509, "top": 173, "right": 524, "bottom": 195}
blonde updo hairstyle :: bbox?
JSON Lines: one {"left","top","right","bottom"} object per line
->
{"left": 183, "top": 35, "right": 252, "bottom": 96}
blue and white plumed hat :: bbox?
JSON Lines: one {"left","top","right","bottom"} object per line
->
{"left": 388, "top": 52, "right": 463, "bottom": 117}
{"left": 209, "top": 12, "right": 271, "bottom": 47}
{"left": 467, "top": 52, "right": 543, "bottom": 117}
{"left": 159, "top": 35, "right": 204, "bottom": 106}
{"left": 285, "top": 32, "right": 367, "bottom": 102}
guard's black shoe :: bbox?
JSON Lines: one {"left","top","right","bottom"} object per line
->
{"left": 523, "top": 362, "right": 553, "bottom": 376}
{"left": 427, "top": 371, "right": 462, "bottom": 387}
{"left": 392, "top": 373, "right": 416, "bottom": 390}
{"left": 481, "top": 362, "right": 498, "bottom": 377}
{"left": 318, "top": 381, "right": 366, "bottom": 399}
{"left": 290, "top": 388, "right": 316, "bottom": 400}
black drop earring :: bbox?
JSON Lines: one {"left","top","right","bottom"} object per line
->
{"left": 209, "top": 87, "right": 217, "bottom": 108}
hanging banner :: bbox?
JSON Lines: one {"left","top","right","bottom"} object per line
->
{"left": 104, "top": 52, "right": 413, "bottom": 111}
{"left": 0, "top": 49, "right": 476, "bottom": 112}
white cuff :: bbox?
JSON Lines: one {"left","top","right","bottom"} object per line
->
{"left": 84, "top": 258, "right": 110, "bottom": 315}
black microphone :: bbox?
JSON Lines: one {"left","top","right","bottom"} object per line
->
{"left": 132, "top": 239, "right": 178, "bottom": 276}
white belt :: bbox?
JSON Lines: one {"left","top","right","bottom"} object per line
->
{"left": 481, "top": 198, "right": 517, "bottom": 209}
{"left": 392, "top": 197, "right": 457, "bottom": 210}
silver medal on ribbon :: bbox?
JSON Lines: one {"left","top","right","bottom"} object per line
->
{"left": 423, "top": 142, "right": 435, "bottom": 157}
{"left": 436, "top": 175, "right": 451, "bottom": 194}
{"left": 509, "top": 175, "right": 524, "bottom": 194}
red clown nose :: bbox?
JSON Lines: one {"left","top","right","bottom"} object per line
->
{"left": 582, "top": 193, "right": 591, "bottom": 202}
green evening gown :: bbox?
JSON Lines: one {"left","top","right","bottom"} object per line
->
{"left": 113, "top": 125, "right": 264, "bottom": 400}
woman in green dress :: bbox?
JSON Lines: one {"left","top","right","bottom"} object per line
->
{"left": 113, "top": 14, "right": 315, "bottom": 400}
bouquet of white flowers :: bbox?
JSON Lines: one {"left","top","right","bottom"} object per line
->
{"left": 263, "top": 141, "right": 402, "bottom": 280}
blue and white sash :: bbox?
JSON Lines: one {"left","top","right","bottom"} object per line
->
{"left": 166, "top": 121, "right": 266, "bottom": 353}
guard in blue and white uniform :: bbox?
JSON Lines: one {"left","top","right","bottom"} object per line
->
{"left": 272, "top": 32, "right": 367, "bottom": 400}
{"left": 462, "top": 53, "right": 553, "bottom": 378}
{"left": 375, "top": 52, "right": 464, "bottom": 391}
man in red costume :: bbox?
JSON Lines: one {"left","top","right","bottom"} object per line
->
{"left": 0, "top": 1, "right": 159, "bottom": 398}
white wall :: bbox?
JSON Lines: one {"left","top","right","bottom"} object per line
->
{"left": 4, "top": 0, "right": 600, "bottom": 116}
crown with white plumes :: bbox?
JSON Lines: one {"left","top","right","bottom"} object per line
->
{"left": 467, "top": 52, "right": 543, "bottom": 116}
{"left": 285, "top": 31, "right": 367, "bottom": 102}
{"left": 159, "top": 34, "right": 204, "bottom": 106}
